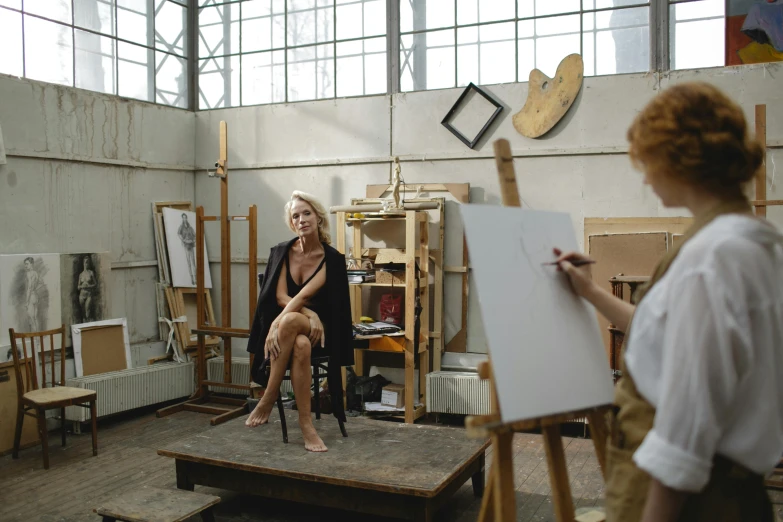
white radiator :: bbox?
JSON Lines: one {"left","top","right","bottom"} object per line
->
{"left": 65, "top": 362, "right": 195, "bottom": 422}
{"left": 206, "top": 357, "right": 293, "bottom": 396}
{"left": 426, "top": 371, "right": 491, "bottom": 415}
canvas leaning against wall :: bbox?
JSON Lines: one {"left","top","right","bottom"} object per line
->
{"left": 60, "top": 253, "right": 112, "bottom": 346}
{"left": 0, "top": 254, "right": 62, "bottom": 363}
{"left": 727, "top": 0, "right": 783, "bottom": 65}
{"left": 162, "top": 207, "right": 212, "bottom": 289}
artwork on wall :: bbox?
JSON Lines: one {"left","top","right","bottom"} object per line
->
{"left": 441, "top": 82, "right": 504, "bottom": 149}
{"left": 60, "top": 253, "right": 112, "bottom": 345}
{"left": 162, "top": 207, "right": 212, "bottom": 289}
{"left": 0, "top": 254, "right": 62, "bottom": 363}
{"left": 727, "top": 0, "right": 783, "bottom": 66}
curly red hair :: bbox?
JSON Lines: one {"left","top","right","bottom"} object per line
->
{"left": 627, "top": 82, "right": 764, "bottom": 198}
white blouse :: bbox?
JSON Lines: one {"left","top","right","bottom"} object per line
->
{"left": 626, "top": 214, "right": 783, "bottom": 492}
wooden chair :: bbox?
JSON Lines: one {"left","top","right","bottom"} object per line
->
{"left": 263, "top": 353, "right": 348, "bottom": 443}
{"left": 9, "top": 325, "right": 98, "bottom": 469}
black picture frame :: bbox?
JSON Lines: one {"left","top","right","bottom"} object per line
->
{"left": 441, "top": 83, "right": 504, "bottom": 149}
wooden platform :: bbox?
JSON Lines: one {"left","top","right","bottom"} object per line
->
{"left": 158, "top": 411, "right": 489, "bottom": 522}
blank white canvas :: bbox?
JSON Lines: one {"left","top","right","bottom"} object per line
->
{"left": 162, "top": 207, "right": 212, "bottom": 289}
{"left": 460, "top": 206, "right": 613, "bottom": 424}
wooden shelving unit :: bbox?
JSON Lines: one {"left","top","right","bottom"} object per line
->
{"left": 335, "top": 203, "right": 440, "bottom": 424}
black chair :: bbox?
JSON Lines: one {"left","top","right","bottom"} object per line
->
{"left": 257, "top": 273, "right": 348, "bottom": 444}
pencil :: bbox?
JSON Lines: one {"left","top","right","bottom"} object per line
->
{"left": 541, "top": 260, "right": 596, "bottom": 267}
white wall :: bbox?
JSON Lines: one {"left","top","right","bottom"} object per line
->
{"left": 0, "top": 74, "right": 196, "bottom": 363}
{"left": 195, "top": 62, "right": 783, "bottom": 355}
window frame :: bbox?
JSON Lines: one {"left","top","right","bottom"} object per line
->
{"left": 0, "top": 0, "right": 190, "bottom": 109}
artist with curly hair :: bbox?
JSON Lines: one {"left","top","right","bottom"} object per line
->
{"left": 555, "top": 83, "right": 783, "bottom": 522}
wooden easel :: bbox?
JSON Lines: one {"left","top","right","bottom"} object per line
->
{"left": 465, "top": 139, "right": 610, "bottom": 522}
{"left": 752, "top": 105, "right": 783, "bottom": 490}
{"left": 157, "top": 120, "right": 258, "bottom": 425}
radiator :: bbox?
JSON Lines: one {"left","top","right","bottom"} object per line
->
{"left": 65, "top": 362, "right": 195, "bottom": 422}
{"left": 426, "top": 371, "right": 491, "bottom": 415}
{"left": 206, "top": 357, "right": 293, "bottom": 396}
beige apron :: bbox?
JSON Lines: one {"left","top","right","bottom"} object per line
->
{"left": 604, "top": 200, "right": 774, "bottom": 522}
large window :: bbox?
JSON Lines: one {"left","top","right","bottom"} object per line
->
{"left": 400, "top": 1, "right": 651, "bottom": 92}
{"left": 198, "top": 0, "right": 388, "bottom": 109}
{"left": 0, "top": 0, "right": 189, "bottom": 108}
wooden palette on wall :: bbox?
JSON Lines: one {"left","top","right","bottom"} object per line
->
{"left": 513, "top": 53, "right": 584, "bottom": 138}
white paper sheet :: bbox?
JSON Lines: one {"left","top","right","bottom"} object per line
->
{"left": 459, "top": 206, "right": 613, "bottom": 424}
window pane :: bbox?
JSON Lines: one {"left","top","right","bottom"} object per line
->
{"left": 671, "top": 0, "right": 723, "bottom": 21}
{"left": 458, "top": 0, "right": 514, "bottom": 25}
{"left": 457, "top": 22, "right": 514, "bottom": 86}
{"left": 243, "top": 12, "right": 285, "bottom": 52}
{"left": 199, "top": 4, "right": 240, "bottom": 57}
{"left": 75, "top": 29, "right": 116, "bottom": 94}
{"left": 519, "top": 0, "right": 580, "bottom": 18}
{"left": 336, "top": 2, "right": 362, "bottom": 40}
{"left": 243, "top": 51, "right": 285, "bottom": 104}
{"left": 156, "top": 0, "right": 187, "bottom": 57}
{"left": 288, "top": 0, "right": 334, "bottom": 46}
{"left": 670, "top": 1, "right": 725, "bottom": 70}
{"left": 118, "top": 1, "right": 150, "bottom": 46}
{"left": 336, "top": 36, "right": 385, "bottom": 96}
{"left": 25, "top": 0, "right": 72, "bottom": 24}
{"left": 118, "top": 41, "right": 152, "bottom": 101}
{"left": 583, "top": 7, "right": 649, "bottom": 76}
{"left": 517, "top": 14, "right": 580, "bottom": 80}
{"left": 74, "top": 0, "right": 115, "bottom": 36}
{"left": 198, "top": 55, "right": 240, "bottom": 108}
{"left": 400, "top": 29, "right": 455, "bottom": 92}
{"left": 364, "top": 0, "right": 385, "bottom": 36}
{"left": 0, "top": 8, "right": 23, "bottom": 77}
{"left": 593, "top": 0, "right": 649, "bottom": 7}
{"left": 24, "top": 15, "right": 74, "bottom": 87}
{"left": 0, "top": 1, "right": 21, "bottom": 9}
{"left": 288, "top": 44, "right": 335, "bottom": 101}
{"left": 401, "top": 0, "right": 454, "bottom": 33}
{"left": 156, "top": 52, "right": 187, "bottom": 107}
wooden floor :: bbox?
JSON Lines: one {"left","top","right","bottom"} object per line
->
{"left": 0, "top": 408, "right": 781, "bottom": 522}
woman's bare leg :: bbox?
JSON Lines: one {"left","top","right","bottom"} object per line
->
{"left": 290, "top": 334, "right": 327, "bottom": 452}
{"left": 246, "top": 335, "right": 295, "bottom": 427}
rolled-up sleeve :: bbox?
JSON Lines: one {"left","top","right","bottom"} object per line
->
{"left": 632, "top": 270, "right": 749, "bottom": 492}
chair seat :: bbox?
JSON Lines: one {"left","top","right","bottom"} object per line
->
{"left": 23, "top": 386, "right": 96, "bottom": 407}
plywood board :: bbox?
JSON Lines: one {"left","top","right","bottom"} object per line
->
{"left": 0, "top": 361, "right": 39, "bottom": 455}
{"left": 72, "top": 318, "right": 132, "bottom": 377}
{"left": 461, "top": 206, "right": 613, "bottom": 423}
{"left": 588, "top": 233, "right": 668, "bottom": 358}
{"left": 583, "top": 217, "right": 692, "bottom": 253}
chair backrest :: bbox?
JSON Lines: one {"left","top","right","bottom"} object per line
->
{"left": 8, "top": 324, "right": 67, "bottom": 396}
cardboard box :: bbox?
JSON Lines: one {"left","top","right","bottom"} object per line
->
{"left": 381, "top": 383, "right": 405, "bottom": 408}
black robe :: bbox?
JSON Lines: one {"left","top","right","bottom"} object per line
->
{"left": 247, "top": 238, "right": 354, "bottom": 422}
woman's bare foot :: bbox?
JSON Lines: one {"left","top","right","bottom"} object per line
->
{"left": 246, "top": 396, "right": 275, "bottom": 427}
{"left": 300, "top": 420, "right": 327, "bottom": 452}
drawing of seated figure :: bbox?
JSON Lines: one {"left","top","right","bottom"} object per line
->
{"left": 78, "top": 256, "right": 98, "bottom": 322}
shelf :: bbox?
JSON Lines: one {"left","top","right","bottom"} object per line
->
{"left": 349, "top": 279, "right": 427, "bottom": 288}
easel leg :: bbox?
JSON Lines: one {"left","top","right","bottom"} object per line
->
{"left": 542, "top": 425, "right": 575, "bottom": 522}
{"left": 477, "top": 467, "right": 495, "bottom": 522}
{"left": 586, "top": 411, "right": 608, "bottom": 479}
{"left": 492, "top": 432, "right": 516, "bottom": 522}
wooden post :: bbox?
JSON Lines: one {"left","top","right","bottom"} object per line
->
{"left": 493, "top": 140, "right": 520, "bottom": 207}
{"left": 219, "top": 121, "right": 232, "bottom": 384}
{"left": 196, "top": 206, "right": 207, "bottom": 396}
{"left": 404, "top": 210, "right": 417, "bottom": 424}
{"left": 755, "top": 104, "right": 767, "bottom": 217}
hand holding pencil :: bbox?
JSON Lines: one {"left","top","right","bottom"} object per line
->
{"left": 549, "top": 248, "right": 597, "bottom": 299}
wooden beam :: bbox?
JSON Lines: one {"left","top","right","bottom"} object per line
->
{"left": 755, "top": 105, "right": 767, "bottom": 217}
{"left": 493, "top": 139, "right": 521, "bottom": 207}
